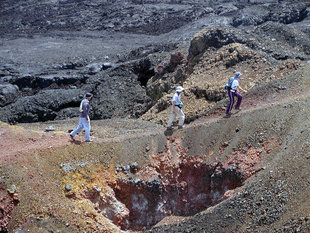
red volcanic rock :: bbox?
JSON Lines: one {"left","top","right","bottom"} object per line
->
{"left": 0, "top": 187, "right": 18, "bottom": 232}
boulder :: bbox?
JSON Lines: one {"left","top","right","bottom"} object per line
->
{"left": 0, "top": 89, "right": 84, "bottom": 124}
{"left": 232, "top": 5, "right": 270, "bottom": 27}
{"left": 232, "top": 2, "right": 309, "bottom": 27}
{"left": 270, "top": 2, "right": 308, "bottom": 25}
{"left": 84, "top": 63, "right": 104, "bottom": 75}
{"left": 91, "top": 72, "right": 151, "bottom": 119}
{"left": 54, "top": 107, "right": 80, "bottom": 120}
{"left": 0, "top": 83, "right": 19, "bottom": 106}
{"left": 215, "top": 3, "right": 239, "bottom": 16}
{"left": 103, "top": 62, "right": 113, "bottom": 70}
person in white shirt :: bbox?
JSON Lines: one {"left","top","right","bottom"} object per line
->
{"left": 167, "top": 86, "right": 185, "bottom": 130}
{"left": 226, "top": 72, "right": 247, "bottom": 117}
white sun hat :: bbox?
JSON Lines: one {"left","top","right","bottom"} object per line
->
{"left": 176, "top": 86, "right": 184, "bottom": 92}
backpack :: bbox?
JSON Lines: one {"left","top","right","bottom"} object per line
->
{"left": 224, "top": 77, "right": 235, "bottom": 90}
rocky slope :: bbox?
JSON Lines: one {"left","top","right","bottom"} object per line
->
{"left": 0, "top": 0, "right": 310, "bottom": 124}
{"left": 140, "top": 22, "right": 307, "bottom": 124}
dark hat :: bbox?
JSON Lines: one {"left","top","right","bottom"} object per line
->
{"left": 86, "top": 93, "right": 93, "bottom": 98}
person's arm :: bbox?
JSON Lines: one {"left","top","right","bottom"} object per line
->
{"left": 238, "top": 86, "right": 248, "bottom": 93}
{"left": 83, "top": 102, "right": 90, "bottom": 122}
{"left": 172, "top": 100, "right": 176, "bottom": 113}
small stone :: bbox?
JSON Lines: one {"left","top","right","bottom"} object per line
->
{"left": 65, "top": 183, "right": 71, "bottom": 192}
{"left": 222, "top": 141, "right": 229, "bottom": 147}
{"left": 146, "top": 146, "right": 150, "bottom": 152}
{"left": 14, "top": 229, "right": 26, "bottom": 233}
{"left": 45, "top": 126, "right": 55, "bottom": 132}
{"left": 122, "top": 165, "right": 130, "bottom": 173}
{"left": 130, "top": 162, "right": 139, "bottom": 173}
{"left": 7, "top": 184, "right": 17, "bottom": 194}
{"left": 134, "top": 178, "right": 141, "bottom": 185}
{"left": 85, "top": 63, "right": 103, "bottom": 75}
{"left": 102, "top": 62, "right": 113, "bottom": 70}
{"left": 93, "top": 184, "right": 101, "bottom": 192}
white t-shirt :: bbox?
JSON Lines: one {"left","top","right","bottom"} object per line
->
{"left": 231, "top": 79, "right": 239, "bottom": 92}
{"left": 171, "top": 92, "right": 181, "bottom": 105}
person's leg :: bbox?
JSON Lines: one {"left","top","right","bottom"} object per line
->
{"left": 176, "top": 107, "right": 185, "bottom": 127}
{"left": 81, "top": 118, "right": 91, "bottom": 141}
{"left": 226, "top": 91, "right": 235, "bottom": 114}
{"left": 235, "top": 91, "right": 243, "bottom": 109}
{"left": 167, "top": 106, "right": 176, "bottom": 128}
{"left": 70, "top": 118, "right": 84, "bottom": 137}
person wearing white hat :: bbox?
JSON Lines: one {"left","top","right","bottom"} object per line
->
{"left": 166, "top": 86, "right": 185, "bottom": 130}
{"left": 225, "top": 72, "right": 247, "bottom": 117}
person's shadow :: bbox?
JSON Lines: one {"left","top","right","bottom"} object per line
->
{"left": 68, "top": 129, "right": 85, "bottom": 145}
{"left": 70, "top": 138, "right": 82, "bottom": 145}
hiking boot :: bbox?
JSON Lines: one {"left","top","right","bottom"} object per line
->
{"left": 166, "top": 126, "right": 173, "bottom": 131}
{"left": 235, "top": 107, "right": 242, "bottom": 111}
{"left": 178, "top": 125, "right": 183, "bottom": 129}
{"left": 224, "top": 113, "right": 232, "bottom": 118}
{"left": 85, "top": 140, "right": 92, "bottom": 143}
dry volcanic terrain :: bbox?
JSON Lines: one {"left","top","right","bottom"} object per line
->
{"left": 1, "top": 0, "right": 310, "bottom": 232}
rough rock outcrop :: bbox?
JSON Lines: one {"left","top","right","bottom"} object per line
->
{"left": 188, "top": 23, "right": 310, "bottom": 64}
{"left": 0, "top": 89, "right": 84, "bottom": 123}
{"left": 0, "top": 187, "right": 18, "bottom": 232}
{"left": 141, "top": 35, "right": 303, "bottom": 125}
{"left": 146, "top": 52, "right": 187, "bottom": 102}
{"left": 232, "top": 2, "right": 309, "bottom": 27}
{"left": 0, "top": 84, "right": 19, "bottom": 107}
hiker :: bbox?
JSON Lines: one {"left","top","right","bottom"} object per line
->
{"left": 225, "top": 72, "right": 247, "bottom": 117}
{"left": 166, "top": 86, "right": 185, "bottom": 130}
{"left": 70, "top": 93, "right": 93, "bottom": 142}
